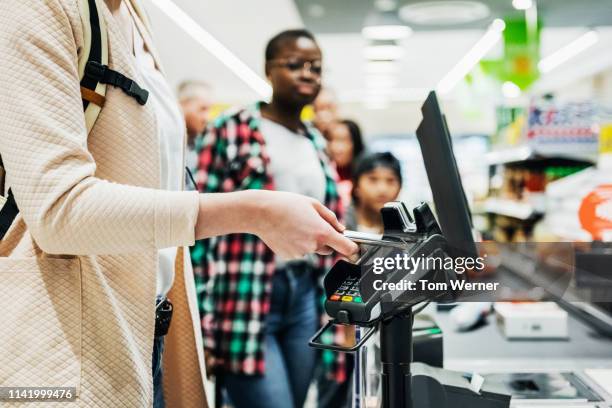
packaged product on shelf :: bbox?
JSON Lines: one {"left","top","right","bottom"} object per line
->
{"left": 527, "top": 99, "right": 599, "bottom": 161}
{"left": 542, "top": 163, "right": 612, "bottom": 242}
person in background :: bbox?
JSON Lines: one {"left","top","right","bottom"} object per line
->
{"left": 315, "top": 117, "right": 364, "bottom": 408}
{"left": 192, "top": 29, "right": 349, "bottom": 408}
{"left": 316, "top": 152, "right": 402, "bottom": 408}
{"left": 326, "top": 119, "right": 365, "bottom": 206}
{"left": 344, "top": 152, "right": 403, "bottom": 408}
{"left": 177, "top": 80, "right": 213, "bottom": 182}
{"left": 313, "top": 87, "right": 339, "bottom": 137}
{"left": 347, "top": 152, "right": 403, "bottom": 233}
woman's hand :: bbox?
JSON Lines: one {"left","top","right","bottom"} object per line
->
{"left": 194, "top": 190, "right": 358, "bottom": 259}
{"left": 250, "top": 190, "right": 358, "bottom": 259}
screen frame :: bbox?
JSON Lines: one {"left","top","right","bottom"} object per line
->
{"left": 415, "top": 91, "right": 477, "bottom": 259}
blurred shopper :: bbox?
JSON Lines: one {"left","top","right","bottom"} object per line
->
{"left": 315, "top": 118, "right": 364, "bottom": 408}
{"left": 0, "top": 2, "right": 356, "bottom": 407}
{"left": 178, "top": 80, "right": 213, "bottom": 181}
{"left": 192, "top": 29, "right": 349, "bottom": 408}
{"left": 313, "top": 87, "right": 339, "bottom": 137}
{"left": 346, "top": 152, "right": 405, "bottom": 408}
{"left": 348, "top": 152, "right": 403, "bottom": 232}
{"left": 317, "top": 152, "right": 402, "bottom": 408}
{"left": 326, "top": 119, "right": 365, "bottom": 205}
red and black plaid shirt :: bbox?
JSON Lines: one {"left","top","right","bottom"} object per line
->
{"left": 191, "top": 103, "right": 348, "bottom": 381}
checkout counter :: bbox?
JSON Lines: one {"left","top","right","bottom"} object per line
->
{"left": 434, "top": 304, "right": 612, "bottom": 407}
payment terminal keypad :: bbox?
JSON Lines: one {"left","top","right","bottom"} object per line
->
{"left": 329, "top": 276, "right": 362, "bottom": 303}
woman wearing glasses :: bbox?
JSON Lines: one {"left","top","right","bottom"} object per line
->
{"left": 192, "top": 30, "right": 347, "bottom": 408}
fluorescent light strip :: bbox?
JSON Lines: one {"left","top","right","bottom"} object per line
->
{"left": 149, "top": 0, "right": 272, "bottom": 98}
{"left": 436, "top": 19, "right": 506, "bottom": 95}
{"left": 538, "top": 30, "right": 599, "bottom": 73}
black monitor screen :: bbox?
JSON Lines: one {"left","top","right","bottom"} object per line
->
{"left": 416, "top": 91, "right": 477, "bottom": 259}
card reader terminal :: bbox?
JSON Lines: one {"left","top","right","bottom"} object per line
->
{"left": 317, "top": 202, "right": 458, "bottom": 329}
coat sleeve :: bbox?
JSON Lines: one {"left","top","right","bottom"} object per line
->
{"left": 0, "top": 0, "right": 199, "bottom": 255}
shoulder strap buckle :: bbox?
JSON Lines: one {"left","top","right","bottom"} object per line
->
{"left": 126, "top": 80, "right": 149, "bottom": 106}
{"left": 85, "top": 61, "right": 149, "bottom": 106}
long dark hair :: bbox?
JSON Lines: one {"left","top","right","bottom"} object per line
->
{"left": 339, "top": 119, "right": 364, "bottom": 160}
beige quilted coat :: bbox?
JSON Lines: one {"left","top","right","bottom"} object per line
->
{"left": 0, "top": 0, "right": 208, "bottom": 406}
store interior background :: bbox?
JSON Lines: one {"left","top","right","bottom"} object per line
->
{"left": 145, "top": 0, "right": 612, "bottom": 244}
{"left": 144, "top": 0, "right": 612, "bottom": 404}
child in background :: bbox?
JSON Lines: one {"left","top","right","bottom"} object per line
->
{"left": 319, "top": 152, "right": 402, "bottom": 408}
{"left": 346, "top": 152, "right": 403, "bottom": 233}
{"left": 344, "top": 152, "right": 402, "bottom": 407}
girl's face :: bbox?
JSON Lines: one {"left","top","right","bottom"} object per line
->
{"left": 328, "top": 123, "right": 354, "bottom": 167}
{"left": 354, "top": 167, "right": 401, "bottom": 211}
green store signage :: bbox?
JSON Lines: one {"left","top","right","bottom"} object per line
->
{"left": 481, "top": 17, "right": 541, "bottom": 90}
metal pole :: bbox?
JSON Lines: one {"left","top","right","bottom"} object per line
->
{"left": 380, "top": 309, "right": 413, "bottom": 408}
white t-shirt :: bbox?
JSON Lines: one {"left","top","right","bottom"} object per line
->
{"left": 259, "top": 118, "right": 326, "bottom": 202}
{"left": 132, "top": 20, "right": 185, "bottom": 298}
{"left": 259, "top": 118, "right": 327, "bottom": 266}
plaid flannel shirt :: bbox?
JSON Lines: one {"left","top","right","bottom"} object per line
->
{"left": 191, "top": 102, "right": 348, "bottom": 381}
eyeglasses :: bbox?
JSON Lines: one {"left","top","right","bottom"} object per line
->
{"left": 267, "top": 59, "right": 323, "bottom": 75}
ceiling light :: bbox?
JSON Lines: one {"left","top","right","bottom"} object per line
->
{"left": 436, "top": 18, "right": 506, "bottom": 94}
{"left": 364, "top": 44, "right": 405, "bottom": 60}
{"left": 399, "top": 1, "right": 490, "bottom": 26}
{"left": 538, "top": 30, "right": 599, "bottom": 74}
{"left": 364, "top": 60, "right": 400, "bottom": 74}
{"left": 375, "top": 0, "right": 398, "bottom": 12}
{"left": 512, "top": 0, "right": 533, "bottom": 10}
{"left": 149, "top": 0, "right": 271, "bottom": 98}
{"left": 363, "top": 11, "right": 413, "bottom": 40}
{"left": 362, "top": 25, "right": 413, "bottom": 40}
{"left": 502, "top": 81, "right": 521, "bottom": 98}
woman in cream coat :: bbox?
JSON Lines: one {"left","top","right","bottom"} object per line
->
{"left": 0, "top": 0, "right": 357, "bottom": 407}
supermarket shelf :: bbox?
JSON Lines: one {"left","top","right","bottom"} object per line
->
{"left": 485, "top": 146, "right": 532, "bottom": 165}
{"left": 485, "top": 147, "right": 596, "bottom": 166}
{"left": 483, "top": 198, "right": 544, "bottom": 220}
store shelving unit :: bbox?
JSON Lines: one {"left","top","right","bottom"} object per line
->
{"left": 482, "top": 197, "right": 543, "bottom": 220}
{"left": 478, "top": 97, "right": 601, "bottom": 242}
{"left": 477, "top": 98, "right": 612, "bottom": 338}
{"left": 485, "top": 146, "right": 596, "bottom": 167}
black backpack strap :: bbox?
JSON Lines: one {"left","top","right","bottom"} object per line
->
{"left": 80, "top": 0, "right": 105, "bottom": 110}
{"left": 0, "top": 189, "right": 18, "bottom": 240}
{"left": 79, "top": 0, "right": 148, "bottom": 108}
{"left": 84, "top": 61, "right": 149, "bottom": 106}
